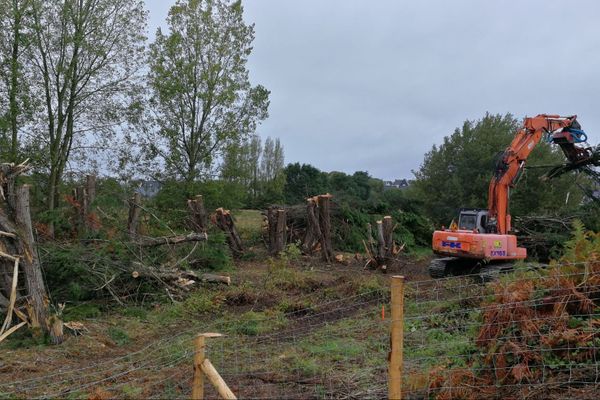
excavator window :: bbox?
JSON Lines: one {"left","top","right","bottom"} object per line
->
{"left": 459, "top": 214, "right": 477, "bottom": 230}
{"left": 480, "top": 215, "right": 487, "bottom": 232}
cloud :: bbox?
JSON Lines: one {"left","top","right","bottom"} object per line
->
{"left": 147, "top": 0, "right": 600, "bottom": 180}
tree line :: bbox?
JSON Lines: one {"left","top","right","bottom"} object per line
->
{"left": 0, "top": 0, "right": 268, "bottom": 233}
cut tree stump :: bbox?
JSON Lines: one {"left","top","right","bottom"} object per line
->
{"left": 302, "top": 198, "right": 322, "bottom": 255}
{"left": 70, "top": 174, "right": 97, "bottom": 234}
{"left": 317, "top": 194, "right": 334, "bottom": 263}
{"left": 127, "top": 192, "right": 142, "bottom": 238}
{"left": 267, "top": 206, "right": 286, "bottom": 256}
{"left": 214, "top": 208, "right": 243, "bottom": 257}
{"left": 188, "top": 195, "right": 208, "bottom": 233}
{"left": 364, "top": 215, "right": 404, "bottom": 272}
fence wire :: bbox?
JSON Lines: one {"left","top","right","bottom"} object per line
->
{"left": 4, "top": 262, "right": 599, "bottom": 399}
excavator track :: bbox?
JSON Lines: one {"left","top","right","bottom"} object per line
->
{"left": 428, "top": 257, "right": 480, "bottom": 279}
{"left": 428, "top": 258, "right": 534, "bottom": 281}
{"left": 428, "top": 258, "right": 450, "bottom": 278}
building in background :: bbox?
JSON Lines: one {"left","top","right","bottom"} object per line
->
{"left": 383, "top": 179, "right": 411, "bottom": 191}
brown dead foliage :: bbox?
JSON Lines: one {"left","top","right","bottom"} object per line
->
{"left": 429, "top": 227, "right": 600, "bottom": 399}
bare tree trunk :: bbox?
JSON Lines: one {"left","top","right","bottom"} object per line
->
{"left": 127, "top": 192, "right": 141, "bottom": 238}
{"left": 382, "top": 216, "right": 394, "bottom": 260}
{"left": 86, "top": 175, "right": 96, "bottom": 206}
{"left": 302, "top": 198, "right": 322, "bottom": 255}
{"left": 214, "top": 208, "right": 243, "bottom": 257}
{"left": 267, "top": 207, "right": 286, "bottom": 256}
{"left": 317, "top": 194, "right": 334, "bottom": 263}
{"left": 376, "top": 220, "right": 385, "bottom": 260}
{"left": 364, "top": 215, "right": 402, "bottom": 272}
{"left": 267, "top": 206, "right": 277, "bottom": 253}
{"left": 15, "top": 185, "right": 57, "bottom": 341}
{"left": 73, "top": 186, "right": 87, "bottom": 234}
{"left": 187, "top": 195, "right": 207, "bottom": 233}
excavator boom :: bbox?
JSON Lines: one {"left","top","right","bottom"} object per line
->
{"left": 487, "top": 115, "right": 591, "bottom": 234}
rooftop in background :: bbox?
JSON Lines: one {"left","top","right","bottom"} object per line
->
{"left": 383, "top": 179, "right": 411, "bottom": 190}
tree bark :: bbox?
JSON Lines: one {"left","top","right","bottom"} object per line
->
{"left": 127, "top": 192, "right": 141, "bottom": 238}
{"left": 214, "top": 208, "right": 243, "bottom": 257}
{"left": 267, "top": 207, "right": 286, "bottom": 256}
{"left": 302, "top": 198, "right": 322, "bottom": 255}
{"left": 317, "top": 194, "right": 334, "bottom": 263}
{"left": 131, "top": 262, "right": 230, "bottom": 285}
{"left": 86, "top": 175, "right": 96, "bottom": 207}
{"left": 134, "top": 232, "right": 208, "bottom": 247}
{"left": 364, "top": 215, "right": 400, "bottom": 272}
{"left": 73, "top": 186, "right": 88, "bottom": 234}
{"left": 15, "top": 185, "right": 56, "bottom": 340}
{"left": 382, "top": 216, "right": 394, "bottom": 260}
{"left": 187, "top": 195, "right": 207, "bottom": 233}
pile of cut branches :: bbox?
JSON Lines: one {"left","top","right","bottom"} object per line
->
{"left": 429, "top": 222, "right": 600, "bottom": 399}
{"left": 514, "top": 214, "right": 579, "bottom": 261}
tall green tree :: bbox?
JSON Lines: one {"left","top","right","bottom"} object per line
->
{"left": 145, "top": 0, "right": 269, "bottom": 182}
{"left": 27, "top": 0, "right": 146, "bottom": 220}
{"left": 413, "top": 113, "right": 585, "bottom": 225}
{"left": 0, "top": 0, "right": 31, "bottom": 162}
{"left": 283, "top": 163, "right": 329, "bottom": 204}
{"left": 259, "top": 136, "right": 285, "bottom": 203}
{"left": 221, "top": 134, "right": 284, "bottom": 205}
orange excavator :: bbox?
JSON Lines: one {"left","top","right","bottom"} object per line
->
{"left": 429, "top": 114, "right": 595, "bottom": 279}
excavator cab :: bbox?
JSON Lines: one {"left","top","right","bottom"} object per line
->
{"left": 458, "top": 208, "right": 488, "bottom": 233}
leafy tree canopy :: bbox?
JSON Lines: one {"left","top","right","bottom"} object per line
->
{"left": 413, "top": 113, "right": 586, "bottom": 225}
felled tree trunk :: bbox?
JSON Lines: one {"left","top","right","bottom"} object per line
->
{"left": 131, "top": 262, "right": 231, "bottom": 288}
{"left": 134, "top": 232, "right": 208, "bottom": 247}
{"left": 188, "top": 195, "right": 208, "bottom": 233}
{"left": 214, "top": 208, "right": 243, "bottom": 257}
{"left": 267, "top": 206, "right": 286, "bottom": 256}
{"left": 302, "top": 198, "right": 322, "bottom": 255}
{"left": 127, "top": 192, "right": 142, "bottom": 238}
{"left": 317, "top": 194, "right": 334, "bottom": 262}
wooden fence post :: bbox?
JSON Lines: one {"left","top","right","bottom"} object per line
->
{"left": 389, "top": 275, "right": 404, "bottom": 400}
{"left": 192, "top": 333, "right": 234, "bottom": 400}
{"left": 192, "top": 335, "right": 206, "bottom": 400}
{"left": 201, "top": 359, "right": 237, "bottom": 399}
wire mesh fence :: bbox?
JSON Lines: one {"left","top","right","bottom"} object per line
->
{"left": 1, "top": 286, "right": 390, "bottom": 399}
{"left": 401, "top": 261, "right": 600, "bottom": 400}
{"left": 2, "top": 261, "right": 599, "bottom": 399}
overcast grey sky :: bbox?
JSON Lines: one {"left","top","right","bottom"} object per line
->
{"left": 146, "top": 0, "right": 600, "bottom": 180}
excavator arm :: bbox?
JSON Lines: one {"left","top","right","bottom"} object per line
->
{"left": 487, "top": 114, "right": 592, "bottom": 234}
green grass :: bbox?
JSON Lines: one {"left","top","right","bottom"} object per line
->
{"left": 228, "top": 310, "right": 288, "bottom": 336}
{"left": 108, "top": 327, "right": 131, "bottom": 346}
{"left": 120, "top": 306, "right": 149, "bottom": 320}
{"left": 62, "top": 303, "right": 102, "bottom": 321}
{"left": 234, "top": 209, "right": 263, "bottom": 244}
